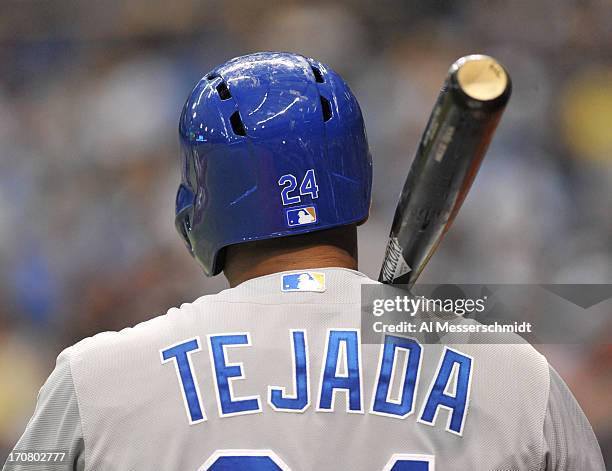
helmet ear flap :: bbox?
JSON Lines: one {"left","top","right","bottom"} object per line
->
{"left": 175, "top": 184, "right": 196, "bottom": 255}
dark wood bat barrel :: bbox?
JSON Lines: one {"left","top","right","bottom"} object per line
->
{"left": 379, "top": 55, "right": 512, "bottom": 287}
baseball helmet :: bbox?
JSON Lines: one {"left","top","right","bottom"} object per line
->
{"left": 176, "top": 52, "right": 372, "bottom": 276}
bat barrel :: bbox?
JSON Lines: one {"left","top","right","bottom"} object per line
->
{"left": 379, "top": 55, "right": 511, "bottom": 286}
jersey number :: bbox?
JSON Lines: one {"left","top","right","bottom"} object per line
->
{"left": 202, "top": 450, "right": 434, "bottom": 470}
{"left": 278, "top": 169, "right": 319, "bottom": 206}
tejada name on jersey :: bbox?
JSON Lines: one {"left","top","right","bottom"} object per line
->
{"left": 161, "top": 330, "right": 473, "bottom": 436}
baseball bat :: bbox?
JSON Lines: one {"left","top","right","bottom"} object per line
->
{"left": 379, "top": 54, "right": 511, "bottom": 286}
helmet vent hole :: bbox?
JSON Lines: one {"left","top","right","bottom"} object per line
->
{"left": 320, "top": 96, "right": 332, "bottom": 122}
{"left": 216, "top": 82, "right": 232, "bottom": 100}
{"left": 311, "top": 66, "right": 324, "bottom": 83}
{"left": 230, "top": 111, "right": 246, "bottom": 136}
{"left": 206, "top": 73, "right": 219, "bottom": 80}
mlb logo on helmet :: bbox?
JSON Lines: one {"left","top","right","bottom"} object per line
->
{"left": 285, "top": 205, "right": 317, "bottom": 227}
{"left": 281, "top": 272, "right": 326, "bottom": 292}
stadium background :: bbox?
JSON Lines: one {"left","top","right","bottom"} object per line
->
{"left": 0, "top": 0, "right": 610, "bottom": 466}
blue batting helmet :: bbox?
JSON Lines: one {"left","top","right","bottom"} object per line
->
{"left": 176, "top": 52, "right": 372, "bottom": 276}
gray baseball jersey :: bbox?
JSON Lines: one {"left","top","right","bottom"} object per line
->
{"left": 4, "top": 269, "right": 605, "bottom": 470}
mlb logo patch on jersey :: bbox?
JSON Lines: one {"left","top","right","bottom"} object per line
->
{"left": 285, "top": 205, "right": 317, "bottom": 227}
{"left": 281, "top": 272, "right": 326, "bottom": 292}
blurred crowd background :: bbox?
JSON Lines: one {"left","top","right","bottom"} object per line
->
{"left": 1, "top": 0, "right": 610, "bottom": 466}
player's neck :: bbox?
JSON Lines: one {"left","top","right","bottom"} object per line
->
{"left": 223, "top": 226, "right": 358, "bottom": 287}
